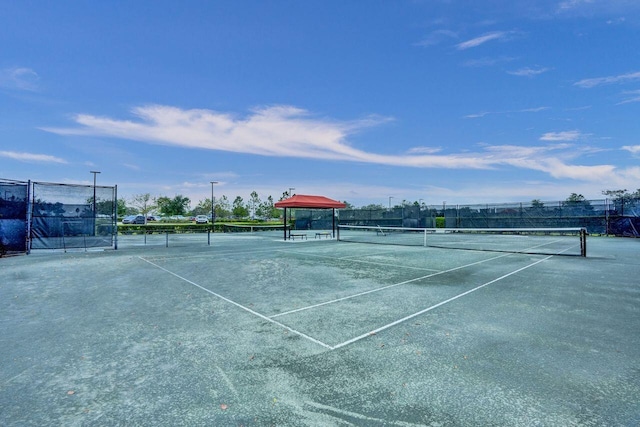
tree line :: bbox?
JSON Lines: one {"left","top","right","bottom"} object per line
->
{"left": 121, "top": 190, "right": 295, "bottom": 219}
{"left": 119, "top": 188, "right": 640, "bottom": 219}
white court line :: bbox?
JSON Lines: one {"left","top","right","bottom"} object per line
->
{"left": 331, "top": 255, "right": 554, "bottom": 350}
{"left": 269, "top": 252, "right": 512, "bottom": 318}
{"left": 279, "top": 250, "right": 441, "bottom": 272}
{"left": 142, "top": 247, "right": 279, "bottom": 261}
{"left": 138, "top": 256, "right": 332, "bottom": 350}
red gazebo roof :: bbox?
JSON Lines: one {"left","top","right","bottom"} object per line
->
{"left": 274, "top": 194, "right": 346, "bottom": 209}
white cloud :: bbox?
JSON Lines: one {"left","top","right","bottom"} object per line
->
{"left": 0, "top": 150, "right": 67, "bottom": 163}
{"left": 0, "top": 67, "right": 40, "bottom": 91}
{"left": 465, "top": 106, "right": 548, "bottom": 119}
{"left": 44, "top": 104, "right": 622, "bottom": 184}
{"left": 415, "top": 29, "right": 458, "bottom": 47}
{"left": 539, "top": 130, "right": 583, "bottom": 141}
{"left": 617, "top": 89, "right": 640, "bottom": 104}
{"left": 558, "top": 0, "right": 595, "bottom": 12}
{"left": 463, "top": 56, "right": 516, "bottom": 67}
{"left": 456, "top": 31, "right": 510, "bottom": 50}
{"left": 507, "top": 67, "right": 551, "bottom": 77}
{"left": 622, "top": 145, "right": 640, "bottom": 155}
{"left": 406, "top": 146, "right": 442, "bottom": 154}
{"left": 574, "top": 71, "right": 640, "bottom": 88}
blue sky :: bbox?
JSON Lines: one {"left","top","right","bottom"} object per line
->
{"left": 1, "top": 0, "right": 639, "bottom": 208}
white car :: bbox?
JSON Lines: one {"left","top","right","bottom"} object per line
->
{"left": 194, "top": 215, "right": 209, "bottom": 224}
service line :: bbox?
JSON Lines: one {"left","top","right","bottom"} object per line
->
{"left": 270, "top": 252, "right": 513, "bottom": 319}
{"left": 330, "top": 255, "right": 553, "bottom": 350}
{"left": 138, "top": 256, "right": 332, "bottom": 350}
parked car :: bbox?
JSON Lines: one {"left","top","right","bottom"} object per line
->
{"left": 122, "top": 215, "right": 146, "bottom": 224}
{"left": 195, "top": 215, "right": 209, "bottom": 224}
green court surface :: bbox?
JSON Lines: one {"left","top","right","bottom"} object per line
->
{"left": 1, "top": 232, "right": 639, "bottom": 426}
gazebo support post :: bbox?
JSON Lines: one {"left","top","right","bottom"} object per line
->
{"left": 283, "top": 208, "right": 287, "bottom": 241}
{"left": 332, "top": 208, "right": 336, "bottom": 238}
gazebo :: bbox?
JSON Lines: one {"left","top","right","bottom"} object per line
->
{"left": 274, "top": 194, "right": 347, "bottom": 240}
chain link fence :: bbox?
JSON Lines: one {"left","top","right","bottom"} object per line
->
{"left": 0, "top": 179, "right": 30, "bottom": 255}
{"left": 338, "top": 199, "right": 640, "bottom": 237}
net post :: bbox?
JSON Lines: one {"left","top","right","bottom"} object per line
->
{"left": 423, "top": 228, "right": 427, "bottom": 246}
{"left": 337, "top": 225, "right": 340, "bottom": 241}
{"left": 580, "top": 228, "right": 587, "bottom": 257}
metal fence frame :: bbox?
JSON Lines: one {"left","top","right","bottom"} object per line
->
{"left": 338, "top": 198, "right": 639, "bottom": 237}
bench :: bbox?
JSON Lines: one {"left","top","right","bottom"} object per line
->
{"left": 315, "top": 232, "right": 332, "bottom": 239}
{"left": 289, "top": 233, "right": 307, "bottom": 240}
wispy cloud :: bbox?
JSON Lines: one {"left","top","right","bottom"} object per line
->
{"left": 465, "top": 106, "right": 548, "bottom": 119}
{"left": 557, "top": 0, "right": 594, "bottom": 12}
{"left": 480, "top": 144, "right": 614, "bottom": 181}
{"left": 617, "top": 89, "right": 640, "bottom": 105}
{"left": 415, "top": 29, "right": 458, "bottom": 47}
{"left": 456, "top": 31, "right": 511, "bottom": 50}
{"left": 406, "top": 146, "right": 442, "bottom": 154}
{"left": 574, "top": 71, "right": 640, "bottom": 88}
{"left": 0, "top": 67, "right": 40, "bottom": 91}
{"left": 539, "top": 130, "right": 583, "bottom": 141}
{"left": 463, "top": 56, "right": 516, "bottom": 67}
{"left": 0, "top": 150, "right": 67, "bottom": 163}
{"left": 507, "top": 67, "right": 551, "bottom": 77}
{"left": 43, "top": 104, "right": 618, "bottom": 183}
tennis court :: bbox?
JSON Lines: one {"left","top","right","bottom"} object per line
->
{"left": 1, "top": 230, "right": 639, "bottom": 426}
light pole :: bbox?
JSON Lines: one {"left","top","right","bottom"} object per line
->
{"left": 90, "top": 171, "right": 101, "bottom": 211}
{"left": 210, "top": 181, "right": 218, "bottom": 226}
{"left": 90, "top": 171, "right": 100, "bottom": 236}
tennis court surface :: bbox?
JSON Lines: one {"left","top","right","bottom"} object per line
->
{"left": 2, "top": 231, "right": 639, "bottom": 426}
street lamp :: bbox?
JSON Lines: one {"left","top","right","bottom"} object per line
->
{"left": 90, "top": 171, "right": 100, "bottom": 236}
{"left": 211, "top": 181, "right": 218, "bottom": 224}
{"left": 210, "top": 181, "right": 218, "bottom": 225}
{"left": 90, "top": 171, "right": 101, "bottom": 210}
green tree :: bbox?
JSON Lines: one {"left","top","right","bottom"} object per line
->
{"left": 192, "top": 198, "right": 212, "bottom": 216}
{"left": 531, "top": 199, "right": 544, "bottom": 208}
{"left": 116, "top": 199, "right": 127, "bottom": 217}
{"left": 156, "top": 195, "right": 190, "bottom": 216}
{"left": 563, "top": 193, "right": 593, "bottom": 214}
{"left": 602, "top": 189, "right": 640, "bottom": 215}
{"left": 564, "top": 193, "right": 586, "bottom": 205}
{"left": 279, "top": 190, "right": 292, "bottom": 201}
{"left": 248, "top": 191, "right": 261, "bottom": 219}
{"left": 215, "top": 195, "right": 231, "bottom": 218}
{"left": 360, "top": 203, "right": 385, "bottom": 210}
{"left": 232, "top": 196, "right": 248, "bottom": 219}
{"left": 130, "top": 193, "right": 156, "bottom": 217}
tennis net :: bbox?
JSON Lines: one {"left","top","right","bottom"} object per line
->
{"left": 337, "top": 225, "right": 587, "bottom": 256}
